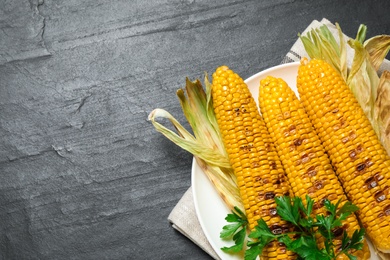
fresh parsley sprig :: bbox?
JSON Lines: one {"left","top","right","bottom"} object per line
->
{"left": 220, "top": 196, "right": 365, "bottom": 260}
{"left": 220, "top": 206, "right": 248, "bottom": 253}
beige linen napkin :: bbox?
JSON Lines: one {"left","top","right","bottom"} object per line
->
{"left": 168, "top": 18, "right": 390, "bottom": 259}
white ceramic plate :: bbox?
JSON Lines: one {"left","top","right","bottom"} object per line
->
{"left": 191, "top": 62, "right": 379, "bottom": 260}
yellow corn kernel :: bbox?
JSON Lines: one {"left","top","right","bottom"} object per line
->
{"left": 297, "top": 58, "right": 390, "bottom": 254}
{"left": 211, "top": 66, "right": 295, "bottom": 259}
{"left": 258, "top": 75, "right": 370, "bottom": 259}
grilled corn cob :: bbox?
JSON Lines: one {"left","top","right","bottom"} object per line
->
{"left": 297, "top": 58, "right": 390, "bottom": 254}
{"left": 211, "top": 66, "right": 295, "bottom": 259}
{"left": 258, "top": 75, "right": 370, "bottom": 259}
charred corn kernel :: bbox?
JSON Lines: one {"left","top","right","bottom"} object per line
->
{"left": 211, "top": 66, "right": 295, "bottom": 259}
{"left": 258, "top": 76, "right": 370, "bottom": 260}
{"left": 297, "top": 58, "right": 390, "bottom": 254}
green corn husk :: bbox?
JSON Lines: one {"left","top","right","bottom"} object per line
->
{"left": 148, "top": 77, "right": 243, "bottom": 211}
{"left": 299, "top": 23, "right": 347, "bottom": 80}
{"left": 300, "top": 23, "right": 390, "bottom": 155}
{"left": 347, "top": 27, "right": 381, "bottom": 133}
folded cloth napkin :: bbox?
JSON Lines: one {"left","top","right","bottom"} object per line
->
{"left": 168, "top": 18, "right": 390, "bottom": 259}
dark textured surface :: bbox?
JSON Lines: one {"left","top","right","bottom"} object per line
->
{"left": 1, "top": 1, "right": 390, "bottom": 259}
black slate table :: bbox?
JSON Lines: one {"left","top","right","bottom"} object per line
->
{"left": 1, "top": 1, "right": 390, "bottom": 259}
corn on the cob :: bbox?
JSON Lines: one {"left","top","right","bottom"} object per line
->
{"left": 297, "top": 58, "right": 390, "bottom": 254}
{"left": 211, "top": 66, "right": 295, "bottom": 259}
{"left": 258, "top": 75, "right": 370, "bottom": 259}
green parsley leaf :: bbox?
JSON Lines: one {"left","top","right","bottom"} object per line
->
{"left": 298, "top": 216, "right": 314, "bottom": 229}
{"left": 275, "top": 196, "right": 300, "bottom": 226}
{"left": 277, "top": 235, "right": 293, "bottom": 248}
{"left": 323, "top": 199, "right": 338, "bottom": 215}
{"left": 350, "top": 229, "right": 365, "bottom": 250}
{"left": 286, "top": 236, "right": 330, "bottom": 260}
{"left": 344, "top": 252, "right": 357, "bottom": 260}
{"left": 248, "top": 219, "right": 275, "bottom": 241}
{"left": 220, "top": 206, "right": 248, "bottom": 253}
{"left": 315, "top": 214, "right": 334, "bottom": 241}
{"left": 244, "top": 242, "right": 262, "bottom": 260}
{"left": 224, "top": 206, "right": 247, "bottom": 223}
{"left": 221, "top": 228, "right": 247, "bottom": 253}
{"left": 337, "top": 201, "right": 359, "bottom": 216}
{"left": 296, "top": 195, "right": 314, "bottom": 217}
{"left": 340, "top": 228, "right": 365, "bottom": 253}
{"left": 304, "top": 195, "right": 314, "bottom": 217}
{"left": 246, "top": 219, "right": 278, "bottom": 259}
{"left": 220, "top": 222, "right": 244, "bottom": 239}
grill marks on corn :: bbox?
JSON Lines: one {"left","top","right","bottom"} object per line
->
{"left": 297, "top": 58, "right": 390, "bottom": 253}
{"left": 258, "top": 76, "right": 370, "bottom": 259}
{"left": 258, "top": 76, "right": 336, "bottom": 208}
{"left": 211, "top": 66, "right": 295, "bottom": 259}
